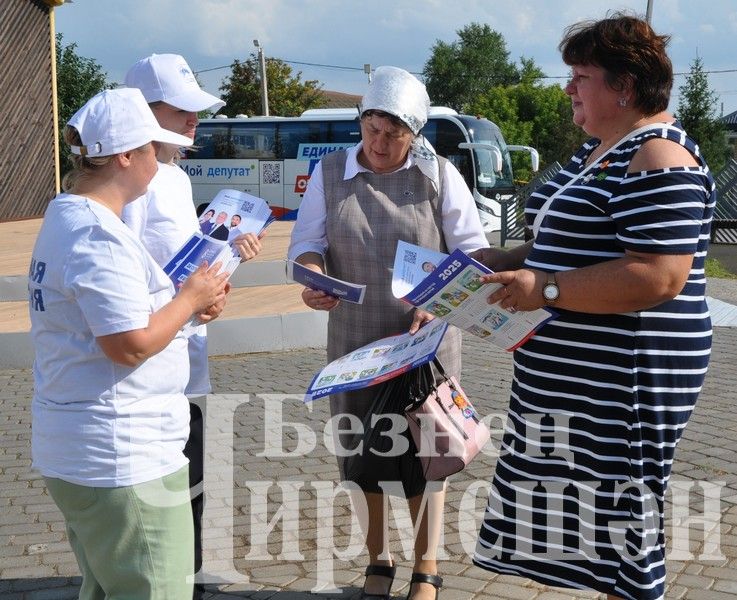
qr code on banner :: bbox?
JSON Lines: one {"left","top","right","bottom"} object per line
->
{"left": 262, "top": 162, "right": 281, "bottom": 184}
{"left": 403, "top": 249, "right": 417, "bottom": 264}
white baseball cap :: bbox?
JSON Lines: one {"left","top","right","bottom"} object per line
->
{"left": 67, "top": 88, "right": 194, "bottom": 157}
{"left": 124, "top": 53, "right": 225, "bottom": 112}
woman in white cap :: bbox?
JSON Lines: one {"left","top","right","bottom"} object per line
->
{"left": 288, "top": 66, "right": 488, "bottom": 600}
{"left": 29, "top": 88, "right": 229, "bottom": 600}
{"left": 122, "top": 54, "right": 263, "bottom": 598}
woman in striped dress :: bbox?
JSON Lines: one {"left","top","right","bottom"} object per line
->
{"left": 471, "top": 13, "right": 715, "bottom": 600}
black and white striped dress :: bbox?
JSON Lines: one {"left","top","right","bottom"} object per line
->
{"left": 474, "top": 123, "right": 715, "bottom": 600}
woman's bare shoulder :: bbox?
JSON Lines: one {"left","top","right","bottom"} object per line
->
{"left": 629, "top": 137, "right": 699, "bottom": 172}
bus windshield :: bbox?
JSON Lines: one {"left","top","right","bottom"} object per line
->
{"left": 455, "top": 116, "right": 515, "bottom": 197}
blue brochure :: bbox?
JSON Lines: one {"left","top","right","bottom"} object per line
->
{"left": 287, "top": 260, "right": 366, "bottom": 304}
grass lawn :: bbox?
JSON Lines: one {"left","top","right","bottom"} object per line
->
{"left": 705, "top": 257, "right": 737, "bottom": 279}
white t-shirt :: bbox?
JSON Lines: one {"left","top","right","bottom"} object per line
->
{"left": 288, "top": 142, "right": 489, "bottom": 260}
{"left": 122, "top": 162, "right": 210, "bottom": 395}
{"left": 30, "top": 194, "right": 190, "bottom": 487}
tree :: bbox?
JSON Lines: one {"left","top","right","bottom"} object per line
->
{"left": 56, "top": 33, "right": 110, "bottom": 176}
{"left": 422, "top": 23, "right": 520, "bottom": 112}
{"left": 219, "top": 55, "right": 325, "bottom": 117}
{"left": 676, "top": 56, "right": 730, "bottom": 173}
{"left": 468, "top": 82, "right": 586, "bottom": 182}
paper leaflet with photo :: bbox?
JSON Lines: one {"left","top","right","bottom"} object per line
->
{"left": 163, "top": 188, "right": 275, "bottom": 289}
{"left": 392, "top": 241, "right": 556, "bottom": 351}
{"left": 197, "top": 188, "right": 275, "bottom": 241}
{"left": 304, "top": 321, "right": 448, "bottom": 402}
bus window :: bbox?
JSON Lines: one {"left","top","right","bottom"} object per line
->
{"left": 276, "top": 121, "right": 332, "bottom": 159}
{"left": 330, "top": 119, "right": 361, "bottom": 143}
{"left": 230, "top": 124, "right": 276, "bottom": 159}
{"left": 185, "top": 125, "right": 230, "bottom": 159}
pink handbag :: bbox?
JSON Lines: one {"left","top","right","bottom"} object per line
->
{"left": 405, "top": 360, "right": 491, "bottom": 480}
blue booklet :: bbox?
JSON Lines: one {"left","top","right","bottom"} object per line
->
{"left": 163, "top": 234, "right": 240, "bottom": 288}
{"left": 287, "top": 260, "right": 366, "bottom": 304}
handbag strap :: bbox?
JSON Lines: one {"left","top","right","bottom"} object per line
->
{"left": 432, "top": 357, "right": 448, "bottom": 380}
{"left": 531, "top": 121, "right": 682, "bottom": 239}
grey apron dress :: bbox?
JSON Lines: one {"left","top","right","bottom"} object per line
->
{"left": 322, "top": 149, "right": 462, "bottom": 494}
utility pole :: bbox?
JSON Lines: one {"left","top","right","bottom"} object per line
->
{"left": 253, "top": 39, "right": 269, "bottom": 116}
{"left": 646, "top": 0, "right": 654, "bottom": 24}
{"left": 364, "top": 64, "right": 372, "bottom": 83}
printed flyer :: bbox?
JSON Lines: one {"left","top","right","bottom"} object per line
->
{"left": 197, "top": 188, "right": 275, "bottom": 242}
{"left": 304, "top": 321, "right": 448, "bottom": 401}
{"left": 165, "top": 188, "right": 275, "bottom": 289}
{"left": 392, "top": 241, "right": 556, "bottom": 351}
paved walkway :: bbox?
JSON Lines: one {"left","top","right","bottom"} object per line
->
{"left": 2, "top": 300, "right": 737, "bottom": 598}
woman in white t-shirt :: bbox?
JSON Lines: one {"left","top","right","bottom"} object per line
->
{"left": 29, "top": 88, "right": 229, "bottom": 600}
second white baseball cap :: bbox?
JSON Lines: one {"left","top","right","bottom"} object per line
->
{"left": 125, "top": 53, "right": 225, "bottom": 113}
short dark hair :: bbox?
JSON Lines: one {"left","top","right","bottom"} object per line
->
{"left": 559, "top": 12, "right": 672, "bottom": 115}
{"left": 360, "top": 109, "right": 410, "bottom": 132}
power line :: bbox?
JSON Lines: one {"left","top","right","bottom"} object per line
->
{"left": 196, "top": 56, "right": 737, "bottom": 80}
{"left": 194, "top": 57, "right": 737, "bottom": 98}
{"left": 195, "top": 58, "right": 369, "bottom": 76}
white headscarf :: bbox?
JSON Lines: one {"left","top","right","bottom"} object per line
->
{"left": 360, "top": 66, "right": 440, "bottom": 190}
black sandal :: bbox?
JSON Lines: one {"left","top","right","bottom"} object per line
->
{"left": 361, "top": 563, "right": 397, "bottom": 600}
{"left": 406, "top": 572, "right": 443, "bottom": 600}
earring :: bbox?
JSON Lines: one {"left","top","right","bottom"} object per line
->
{"left": 618, "top": 97, "right": 628, "bottom": 107}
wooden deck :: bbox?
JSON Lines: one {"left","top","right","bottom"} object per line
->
{"left": 0, "top": 218, "right": 295, "bottom": 277}
{"left": 0, "top": 217, "right": 307, "bottom": 334}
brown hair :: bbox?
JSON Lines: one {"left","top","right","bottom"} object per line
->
{"left": 559, "top": 12, "right": 672, "bottom": 115}
{"left": 61, "top": 125, "right": 115, "bottom": 192}
{"left": 62, "top": 126, "right": 151, "bottom": 191}
{"left": 360, "top": 109, "right": 413, "bottom": 134}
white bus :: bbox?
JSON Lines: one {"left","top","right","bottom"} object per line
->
{"left": 180, "top": 107, "right": 538, "bottom": 232}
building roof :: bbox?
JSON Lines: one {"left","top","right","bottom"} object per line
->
{"left": 319, "top": 89, "right": 362, "bottom": 110}
{"left": 720, "top": 109, "right": 737, "bottom": 130}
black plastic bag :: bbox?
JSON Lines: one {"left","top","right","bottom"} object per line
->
{"left": 343, "top": 363, "right": 435, "bottom": 498}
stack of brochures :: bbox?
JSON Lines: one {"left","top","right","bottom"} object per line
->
{"left": 163, "top": 188, "right": 275, "bottom": 287}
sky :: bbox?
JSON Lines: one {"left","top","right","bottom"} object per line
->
{"left": 55, "top": 0, "right": 737, "bottom": 118}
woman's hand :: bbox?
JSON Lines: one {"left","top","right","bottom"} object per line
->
{"left": 195, "top": 282, "right": 231, "bottom": 324}
{"left": 409, "top": 308, "right": 435, "bottom": 334}
{"left": 179, "top": 261, "right": 229, "bottom": 315}
{"left": 232, "top": 232, "right": 264, "bottom": 262}
{"left": 470, "top": 240, "right": 533, "bottom": 273}
{"left": 469, "top": 247, "right": 509, "bottom": 272}
{"left": 301, "top": 288, "right": 340, "bottom": 311}
{"left": 480, "top": 269, "right": 546, "bottom": 312}
{"left": 295, "top": 258, "right": 340, "bottom": 311}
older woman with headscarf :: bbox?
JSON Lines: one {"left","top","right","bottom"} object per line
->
{"left": 288, "top": 66, "right": 488, "bottom": 600}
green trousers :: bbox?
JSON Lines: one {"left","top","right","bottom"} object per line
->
{"left": 45, "top": 466, "right": 194, "bottom": 600}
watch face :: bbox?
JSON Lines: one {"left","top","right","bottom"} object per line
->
{"left": 543, "top": 283, "right": 559, "bottom": 301}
